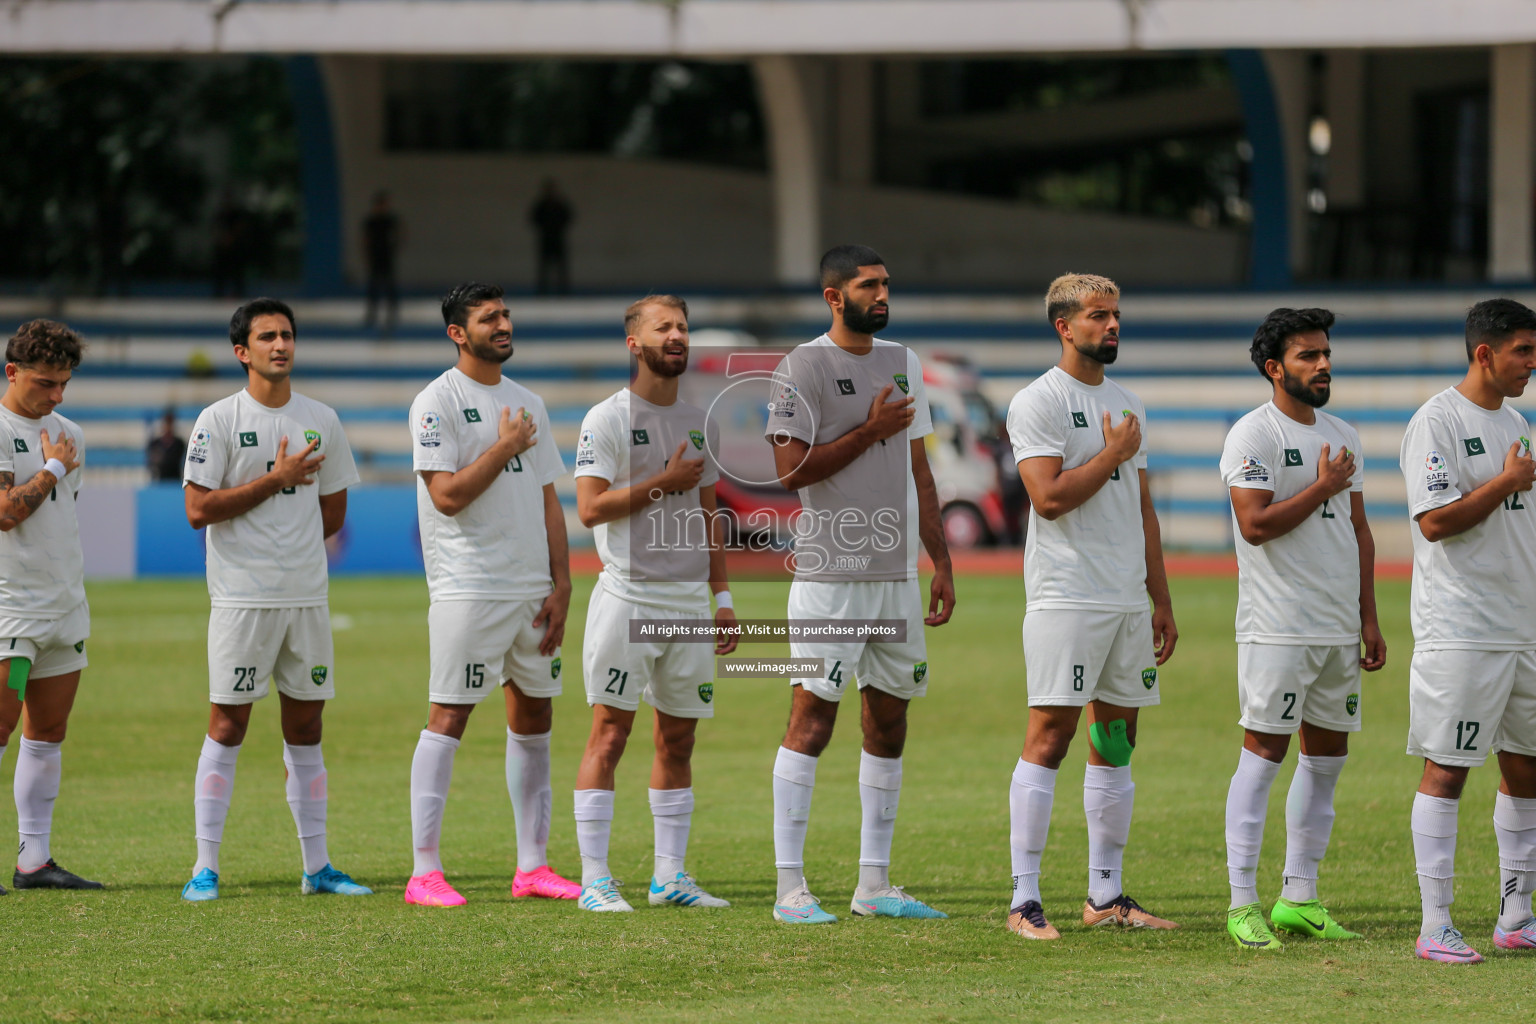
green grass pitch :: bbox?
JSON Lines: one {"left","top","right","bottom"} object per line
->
{"left": 2, "top": 572, "right": 1532, "bottom": 1022}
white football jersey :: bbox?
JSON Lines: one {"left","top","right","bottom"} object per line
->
{"left": 184, "top": 390, "right": 358, "bottom": 608}
{"left": 410, "top": 369, "right": 565, "bottom": 601}
{"left": 0, "top": 404, "right": 85, "bottom": 617}
{"left": 1220, "top": 402, "right": 1364, "bottom": 645}
{"left": 1007, "top": 367, "right": 1149, "bottom": 612}
{"left": 1400, "top": 386, "right": 1536, "bottom": 651}
{"left": 765, "top": 337, "right": 933, "bottom": 582}
{"left": 575, "top": 389, "right": 720, "bottom": 611}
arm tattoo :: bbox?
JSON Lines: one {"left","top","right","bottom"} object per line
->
{"left": 0, "top": 468, "right": 56, "bottom": 531}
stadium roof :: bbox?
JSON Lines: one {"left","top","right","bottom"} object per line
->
{"left": 8, "top": 0, "right": 1536, "bottom": 56}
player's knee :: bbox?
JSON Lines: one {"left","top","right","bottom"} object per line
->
{"left": 1088, "top": 719, "right": 1135, "bottom": 766}
{"left": 591, "top": 722, "right": 631, "bottom": 767}
{"left": 508, "top": 688, "right": 553, "bottom": 733}
{"left": 1025, "top": 726, "right": 1075, "bottom": 769}
{"left": 24, "top": 720, "right": 67, "bottom": 744}
{"left": 283, "top": 720, "right": 323, "bottom": 747}
{"left": 863, "top": 722, "right": 906, "bottom": 759}
{"left": 658, "top": 728, "right": 695, "bottom": 764}
{"left": 787, "top": 717, "right": 834, "bottom": 757}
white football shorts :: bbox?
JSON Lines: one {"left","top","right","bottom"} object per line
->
{"left": 1022, "top": 607, "right": 1159, "bottom": 708}
{"left": 1237, "top": 642, "right": 1362, "bottom": 734}
{"left": 1408, "top": 648, "right": 1536, "bottom": 767}
{"left": 208, "top": 605, "right": 335, "bottom": 705}
{"left": 582, "top": 578, "right": 714, "bottom": 718}
{"left": 0, "top": 600, "right": 90, "bottom": 679}
{"left": 428, "top": 597, "right": 562, "bottom": 706}
{"left": 787, "top": 578, "right": 929, "bottom": 703}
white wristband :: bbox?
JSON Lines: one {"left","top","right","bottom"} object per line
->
{"left": 713, "top": 591, "right": 734, "bottom": 611}
{"left": 43, "top": 458, "right": 66, "bottom": 480}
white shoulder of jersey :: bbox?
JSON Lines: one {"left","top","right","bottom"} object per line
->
{"left": 200, "top": 391, "right": 244, "bottom": 419}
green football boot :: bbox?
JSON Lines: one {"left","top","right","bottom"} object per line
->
{"left": 1270, "top": 897, "right": 1361, "bottom": 940}
{"left": 1227, "top": 902, "right": 1284, "bottom": 950}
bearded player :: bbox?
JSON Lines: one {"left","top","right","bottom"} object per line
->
{"left": 1004, "top": 273, "right": 1178, "bottom": 940}
{"left": 1219, "top": 307, "right": 1385, "bottom": 950}
{"left": 768, "top": 245, "right": 955, "bottom": 924}
{"left": 404, "top": 282, "right": 577, "bottom": 906}
{"left": 570, "top": 294, "right": 737, "bottom": 912}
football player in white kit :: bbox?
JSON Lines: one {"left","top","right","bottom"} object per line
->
{"left": 1004, "top": 273, "right": 1178, "bottom": 940}
{"left": 1218, "top": 307, "right": 1385, "bottom": 950}
{"left": 1400, "top": 298, "right": 1536, "bottom": 963}
{"left": 767, "top": 245, "right": 955, "bottom": 924}
{"left": 180, "top": 298, "right": 370, "bottom": 901}
{"left": 570, "top": 295, "right": 738, "bottom": 912}
{"left": 0, "top": 320, "right": 100, "bottom": 892}
{"left": 404, "top": 282, "right": 578, "bottom": 907}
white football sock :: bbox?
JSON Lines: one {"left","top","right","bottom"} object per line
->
{"left": 1084, "top": 763, "right": 1134, "bottom": 906}
{"left": 649, "top": 786, "right": 693, "bottom": 880}
{"left": 283, "top": 742, "right": 329, "bottom": 876}
{"left": 1281, "top": 752, "right": 1346, "bottom": 903}
{"left": 15, "top": 737, "right": 61, "bottom": 872}
{"left": 772, "top": 746, "right": 818, "bottom": 899}
{"left": 409, "top": 729, "right": 459, "bottom": 877}
{"left": 1009, "top": 758, "right": 1057, "bottom": 907}
{"left": 1495, "top": 791, "right": 1536, "bottom": 930}
{"left": 1224, "top": 747, "right": 1282, "bottom": 908}
{"left": 193, "top": 736, "right": 240, "bottom": 875}
{"left": 506, "top": 728, "right": 553, "bottom": 873}
{"left": 1412, "top": 791, "right": 1459, "bottom": 935}
{"left": 574, "top": 788, "right": 615, "bottom": 886}
{"left": 858, "top": 751, "right": 902, "bottom": 891}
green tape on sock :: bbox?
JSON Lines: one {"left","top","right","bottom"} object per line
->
{"left": 1088, "top": 718, "right": 1133, "bottom": 767}
{"left": 7, "top": 657, "right": 31, "bottom": 703}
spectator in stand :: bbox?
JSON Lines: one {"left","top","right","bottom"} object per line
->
{"left": 363, "top": 191, "right": 402, "bottom": 337}
{"left": 528, "top": 180, "right": 573, "bottom": 296}
{"left": 146, "top": 407, "right": 186, "bottom": 482}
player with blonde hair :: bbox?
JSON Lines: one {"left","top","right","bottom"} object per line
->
{"left": 1003, "top": 273, "right": 1179, "bottom": 940}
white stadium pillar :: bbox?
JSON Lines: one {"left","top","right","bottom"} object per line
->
{"left": 754, "top": 55, "right": 823, "bottom": 288}
{"left": 1490, "top": 43, "right": 1536, "bottom": 282}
